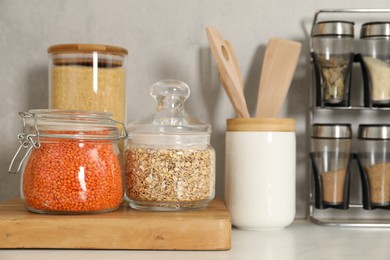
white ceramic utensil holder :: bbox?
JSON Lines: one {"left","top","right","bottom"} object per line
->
{"left": 225, "top": 118, "right": 296, "bottom": 230}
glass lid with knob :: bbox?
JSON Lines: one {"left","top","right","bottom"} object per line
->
{"left": 127, "top": 79, "right": 211, "bottom": 136}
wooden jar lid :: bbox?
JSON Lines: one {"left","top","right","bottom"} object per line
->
{"left": 48, "top": 44, "right": 128, "bottom": 56}
{"left": 227, "top": 118, "right": 296, "bottom": 132}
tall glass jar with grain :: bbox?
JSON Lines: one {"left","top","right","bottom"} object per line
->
{"left": 124, "top": 79, "right": 216, "bottom": 211}
{"left": 48, "top": 44, "right": 128, "bottom": 124}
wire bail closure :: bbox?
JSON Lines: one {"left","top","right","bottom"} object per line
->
{"left": 8, "top": 112, "right": 41, "bottom": 174}
{"left": 116, "top": 120, "right": 128, "bottom": 140}
{"left": 8, "top": 111, "right": 127, "bottom": 174}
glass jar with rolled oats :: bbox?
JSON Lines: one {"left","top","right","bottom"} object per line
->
{"left": 124, "top": 79, "right": 215, "bottom": 211}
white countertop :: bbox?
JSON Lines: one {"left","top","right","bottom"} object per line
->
{"left": 1, "top": 220, "right": 389, "bottom": 260}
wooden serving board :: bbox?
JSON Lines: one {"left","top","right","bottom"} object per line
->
{"left": 0, "top": 199, "right": 231, "bottom": 250}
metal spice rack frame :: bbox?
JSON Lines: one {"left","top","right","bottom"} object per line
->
{"left": 308, "top": 9, "right": 390, "bottom": 227}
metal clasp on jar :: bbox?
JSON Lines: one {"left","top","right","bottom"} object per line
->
{"left": 8, "top": 111, "right": 127, "bottom": 174}
{"left": 8, "top": 112, "right": 40, "bottom": 174}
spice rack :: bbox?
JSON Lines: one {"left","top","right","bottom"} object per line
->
{"left": 308, "top": 9, "right": 390, "bottom": 227}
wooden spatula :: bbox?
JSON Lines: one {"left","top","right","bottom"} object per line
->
{"left": 255, "top": 38, "right": 301, "bottom": 118}
{"left": 206, "top": 27, "right": 250, "bottom": 118}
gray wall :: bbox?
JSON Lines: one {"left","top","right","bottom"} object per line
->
{"left": 1, "top": 0, "right": 388, "bottom": 218}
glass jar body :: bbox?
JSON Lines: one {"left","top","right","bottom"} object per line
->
{"left": 312, "top": 36, "right": 354, "bottom": 106}
{"left": 124, "top": 137, "right": 215, "bottom": 211}
{"left": 21, "top": 137, "right": 123, "bottom": 214}
{"left": 311, "top": 137, "right": 352, "bottom": 205}
{"left": 360, "top": 38, "right": 390, "bottom": 106}
{"left": 48, "top": 46, "right": 127, "bottom": 123}
{"left": 10, "top": 109, "right": 125, "bottom": 214}
{"left": 358, "top": 139, "right": 390, "bottom": 206}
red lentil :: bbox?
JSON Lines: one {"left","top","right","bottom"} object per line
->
{"left": 22, "top": 134, "right": 123, "bottom": 214}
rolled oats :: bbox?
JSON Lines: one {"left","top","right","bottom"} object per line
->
{"left": 125, "top": 147, "right": 215, "bottom": 209}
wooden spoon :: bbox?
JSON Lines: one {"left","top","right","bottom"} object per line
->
{"left": 255, "top": 38, "right": 301, "bottom": 118}
{"left": 224, "top": 40, "right": 244, "bottom": 89}
{"left": 206, "top": 27, "right": 250, "bottom": 118}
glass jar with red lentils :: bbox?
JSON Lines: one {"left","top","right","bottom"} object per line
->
{"left": 9, "top": 109, "right": 125, "bottom": 214}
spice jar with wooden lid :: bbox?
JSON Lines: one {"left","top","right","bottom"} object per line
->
{"left": 48, "top": 44, "right": 128, "bottom": 123}
{"left": 310, "top": 123, "right": 352, "bottom": 209}
{"left": 124, "top": 79, "right": 215, "bottom": 211}
{"left": 357, "top": 124, "right": 390, "bottom": 209}
{"left": 8, "top": 109, "right": 126, "bottom": 214}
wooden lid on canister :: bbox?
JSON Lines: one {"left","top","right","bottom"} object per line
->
{"left": 48, "top": 44, "right": 128, "bottom": 66}
{"left": 48, "top": 44, "right": 128, "bottom": 56}
{"left": 227, "top": 118, "right": 296, "bottom": 132}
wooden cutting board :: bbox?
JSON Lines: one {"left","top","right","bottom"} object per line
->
{"left": 0, "top": 199, "right": 231, "bottom": 250}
